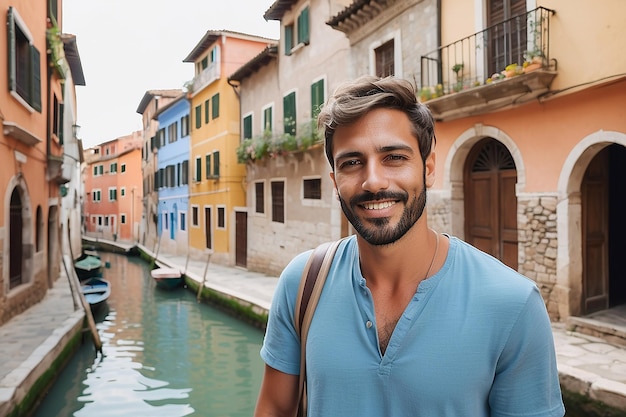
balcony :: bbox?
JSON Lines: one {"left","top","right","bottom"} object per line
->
{"left": 191, "top": 61, "right": 220, "bottom": 94}
{"left": 420, "top": 7, "right": 556, "bottom": 121}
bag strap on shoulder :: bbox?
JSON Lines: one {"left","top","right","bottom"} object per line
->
{"left": 294, "top": 238, "right": 345, "bottom": 417}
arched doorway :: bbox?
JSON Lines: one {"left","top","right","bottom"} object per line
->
{"left": 9, "top": 188, "right": 23, "bottom": 289}
{"left": 581, "top": 143, "right": 626, "bottom": 314}
{"left": 464, "top": 138, "right": 518, "bottom": 270}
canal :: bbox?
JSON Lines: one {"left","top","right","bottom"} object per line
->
{"left": 34, "top": 252, "right": 265, "bottom": 417}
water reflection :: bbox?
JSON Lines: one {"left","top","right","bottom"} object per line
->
{"left": 34, "top": 253, "right": 264, "bottom": 417}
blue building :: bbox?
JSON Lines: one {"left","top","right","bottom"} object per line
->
{"left": 155, "top": 94, "right": 191, "bottom": 255}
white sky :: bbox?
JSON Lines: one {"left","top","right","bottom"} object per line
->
{"left": 63, "top": 0, "right": 280, "bottom": 148}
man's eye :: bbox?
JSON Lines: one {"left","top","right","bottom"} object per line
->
{"left": 386, "top": 154, "right": 406, "bottom": 161}
{"left": 339, "top": 160, "right": 360, "bottom": 168}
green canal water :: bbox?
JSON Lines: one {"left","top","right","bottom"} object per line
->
{"left": 33, "top": 252, "right": 265, "bottom": 417}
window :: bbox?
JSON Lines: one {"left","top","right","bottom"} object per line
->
{"left": 243, "top": 114, "right": 252, "bottom": 140}
{"left": 375, "top": 39, "right": 395, "bottom": 77}
{"left": 283, "top": 92, "right": 296, "bottom": 136}
{"left": 121, "top": 163, "right": 126, "bottom": 173}
{"left": 192, "top": 206, "right": 199, "bottom": 226}
{"left": 181, "top": 115, "right": 190, "bottom": 137}
{"left": 195, "top": 156, "right": 202, "bottom": 182}
{"left": 93, "top": 165, "right": 103, "bottom": 176}
{"left": 217, "top": 206, "right": 226, "bottom": 229}
{"left": 110, "top": 162, "right": 118, "bottom": 173}
{"left": 205, "top": 99, "right": 210, "bottom": 124}
{"left": 109, "top": 188, "right": 117, "bottom": 201}
{"left": 195, "top": 105, "right": 202, "bottom": 129}
{"left": 311, "top": 79, "right": 325, "bottom": 119}
{"left": 211, "top": 94, "right": 220, "bottom": 119}
{"left": 157, "top": 128, "right": 165, "bottom": 148}
{"left": 205, "top": 154, "right": 211, "bottom": 179}
{"left": 180, "top": 212, "right": 186, "bottom": 231}
{"left": 271, "top": 180, "right": 285, "bottom": 223}
{"left": 303, "top": 178, "right": 322, "bottom": 199}
{"left": 284, "top": 6, "right": 310, "bottom": 55}
{"left": 121, "top": 187, "right": 126, "bottom": 197}
{"left": 166, "top": 165, "right": 175, "bottom": 187}
{"left": 255, "top": 182, "right": 265, "bottom": 214}
{"left": 263, "top": 106, "right": 273, "bottom": 132}
{"left": 168, "top": 122, "right": 178, "bottom": 143}
{"left": 93, "top": 190, "right": 101, "bottom": 202}
{"left": 121, "top": 214, "right": 127, "bottom": 224}
{"left": 7, "top": 7, "right": 41, "bottom": 111}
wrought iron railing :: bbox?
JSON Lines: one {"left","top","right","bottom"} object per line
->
{"left": 420, "top": 7, "right": 555, "bottom": 99}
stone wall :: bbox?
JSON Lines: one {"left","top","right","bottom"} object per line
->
{"left": 518, "top": 194, "right": 560, "bottom": 320}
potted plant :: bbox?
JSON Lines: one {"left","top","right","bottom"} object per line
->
{"left": 523, "top": 49, "right": 545, "bottom": 73}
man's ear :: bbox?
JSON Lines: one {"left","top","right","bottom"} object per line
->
{"left": 425, "top": 151, "right": 436, "bottom": 188}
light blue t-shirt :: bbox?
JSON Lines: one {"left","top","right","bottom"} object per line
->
{"left": 261, "top": 236, "right": 565, "bottom": 417}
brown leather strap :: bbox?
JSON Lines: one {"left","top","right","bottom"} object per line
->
{"left": 294, "top": 238, "right": 345, "bottom": 417}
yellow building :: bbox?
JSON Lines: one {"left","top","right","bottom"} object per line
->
{"left": 183, "top": 31, "right": 274, "bottom": 265}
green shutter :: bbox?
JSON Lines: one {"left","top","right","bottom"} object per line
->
{"left": 264, "top": 107, "right": 273, "bottom": 132}
{"left": 243, "top": 115, "right": 252, "bottom": 139}
{"left": 31, "top": 45, "right": 42, "bottom": 112}
{"left": 213, "top": 151, "right": 220, "bottom": 177}
{"left": 311, "top": 79, "right": 324, "bottom": 118}
{"left": 284, "top": 25, "right": 293, "bottom": 55}
{"left": 298, "top": 7, "right": 310, "bottom": 45}
{"left": 205, "top": 154, "right": 211, "bottom": 179}
{"left": 205, "top": 99, "right": 210, "bottom": 123}
{"left": 283, "top": 92, "right": 296, "bottom": 136}
{"left": 7, "top": 7, "right": 16, "bottom": 92}
{"left": 195, "top": 105, "right": 202, "bottom": 128}
{"left": 212, "top": 93, "right": 220, "bottom": 119}
{"left": 195, "top": 157, "right": 202, "bottom": 181}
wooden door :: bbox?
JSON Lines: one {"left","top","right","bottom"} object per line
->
{"left": 582, "top": 150, "right": 609, "bottom": 314}
{"left": 465, "top": 139, "right": 518, "bottom": 270}
{"left": 204, "top": 207, "right": 212, "bottom": 250}
{"left": 235, "top": 211, "right": 247, "bottom": 267}
{"left": 9, "top": 189, "right": 23, "bottom": 289}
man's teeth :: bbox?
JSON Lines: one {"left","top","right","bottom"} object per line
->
{"left": 363, "top": 201, "right": 395, "bottom": 210}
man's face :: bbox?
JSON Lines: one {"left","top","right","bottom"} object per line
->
{"left": 330, "top": 108, "right": 435, "bottom": 246}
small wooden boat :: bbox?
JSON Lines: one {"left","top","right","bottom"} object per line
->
{"left": 81, "top": 277, "right": 111, "bottom": 309}
{"left": 74, "top": 254, "right": 103, "bottom": 280}
{"left": 151, "top": 267, "right": 183, "bottom": 290}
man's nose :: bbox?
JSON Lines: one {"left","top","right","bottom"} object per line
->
{"left": 361, "top": 163, "right": 389, "bottom": 192}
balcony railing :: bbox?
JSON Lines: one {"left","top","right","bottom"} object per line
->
{"left": 191, "top": 61, "right": 221, "bottom": 93}
{"left": 419, "top": 7, "right": 556, "bottom": 120}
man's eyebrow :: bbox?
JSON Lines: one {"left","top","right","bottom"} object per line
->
{"left": 335, "top": 150, "right": 364, "bottom": 161}
{"left": 377, "top": 143, "right": 415, "bottom": 153}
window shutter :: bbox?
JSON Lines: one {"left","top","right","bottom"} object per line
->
{"left": 298, "top": 7, "right": 310, "bottom": 45}
{"left": 31, "top": 46, "right": 42, "bottom": 112}
{"left": 195, "top": 157, "right": 202, "bottom": 181}
{"left": 7, "top": 8, "right": 16, "bottom": 92}
{"left": 264, "top": 107, "right": 273, "bottom": 132}
{"left": 205, "top": 99, "right": 210, "bottom": 123}
{"left": 195, "top": 105, "right": 202, "bottom": 128}
{"left": 205, "top": 154, "right": 211, "bottom": 179}
{"left": 284, "top": 25, "right": 293, "bottom": 55}
{"left": 311, "top": 79, "right": 324, "bottom": 118}
{"left": 212, "top": 94, "right": 220, "bottom": 119}
{"left": 213, "top": 151, "right": 220, "bottom": 177}
{"left": 243, "top": 115, "right": 252, "bottom": 139}
{"left": 283, "top": 92, "right": 296, "bottom": 136}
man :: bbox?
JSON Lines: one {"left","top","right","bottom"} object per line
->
{"left": 254, "top": 76, "right": 565, "bottom": 416}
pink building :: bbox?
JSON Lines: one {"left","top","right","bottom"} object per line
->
{"left": 83, "top": 132, "right": 143, "bottom": 242}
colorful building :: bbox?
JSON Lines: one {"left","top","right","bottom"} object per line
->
{"left": 183, "top": 31, "right": 275, "bottom": 265}
{"left": 154, "top": 93, "right": 191, "bottom": 255}
{"left": 0, "top": 0, "right": 83, "bottom": 324}
{"left": 136, "top": 90, "right": 182, "bottom": 250}
{"left": 83, "top": 132, "right": 143, "bottom": 242}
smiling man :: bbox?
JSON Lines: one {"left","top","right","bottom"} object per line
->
{"left": 254, "top": 76, "right": 565, "bottom": 417}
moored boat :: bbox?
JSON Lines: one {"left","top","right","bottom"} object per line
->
{"left": 74, "top": 254, "right": 103, "bottom": 280}
{"left": 80, "top": 277, "right": 111, "bottom": 310}
{"left": 151, "top": 267, "right": 183, "bottom": 290}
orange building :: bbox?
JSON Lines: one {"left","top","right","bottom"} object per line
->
{"left": 83, "top": 132, "right": 143, "bottom": 242}
{"left": 0, "top": 0, "right": 83, "bottom": 324}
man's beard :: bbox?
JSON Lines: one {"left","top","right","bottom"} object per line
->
{"left": 338, "top": 174, "right": 427, "bottom": 246}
